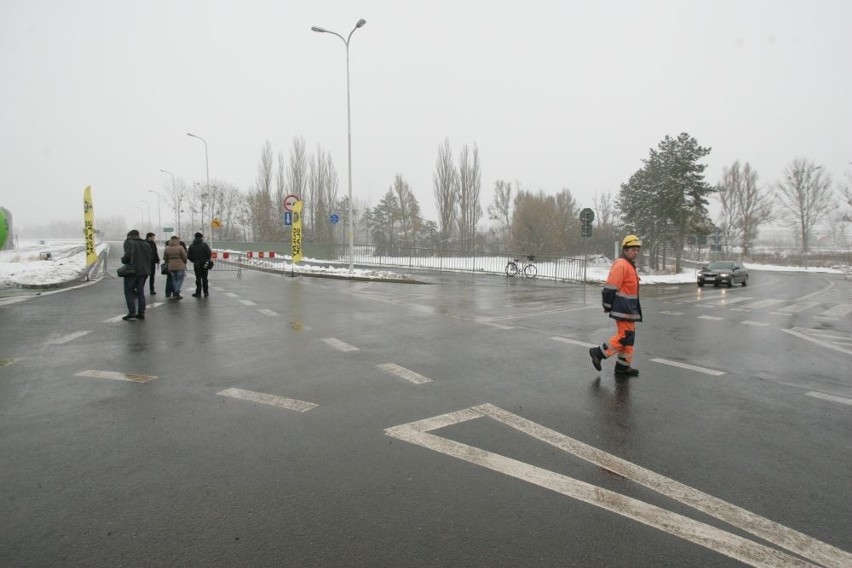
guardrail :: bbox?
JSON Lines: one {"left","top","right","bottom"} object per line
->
{"left": 212, "top": 245, "right": 589, "bottom": 283}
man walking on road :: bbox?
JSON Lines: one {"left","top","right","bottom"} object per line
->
{"left": 589, "top": 235, "right": 643, "bottom": 376}
{"left": 121, "top": 229, "right": 153, "bottom": 320}
{"left": 145, "top": 232, "right": 159, "bottom": 295}
{"left": 188, "top": 232, "right": 212, "bottom": 298}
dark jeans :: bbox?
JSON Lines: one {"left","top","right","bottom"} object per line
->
{"left": 123, "top": 275, "right": 148, "bottom": 315}
{"left": 193, "top": 262, "right": 209, "bottom": 294}
{"left": 149, "top": 262, "right": 157, "bottom": 292}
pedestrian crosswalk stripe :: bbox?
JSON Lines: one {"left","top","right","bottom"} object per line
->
{"left": 321, "top": 337, "right": 359, "bottom": 352}
{"left": 217, "top": 387, "right": 317, "bottom": 412}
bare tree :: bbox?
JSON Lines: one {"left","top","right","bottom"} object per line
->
{"left": 487, "top": 180, "right": 514, "bottom": 249}
{"left": 286, "top": 136, "right": 308, "bottom": 203}
{"left": 392, "top": 174, "right": 421, "bottom": 247}
{"left": 718, "top": 161, "right": 774, "bottom": 255}
{"left": 775, "top": 158, "right": 834, "bottom": 252}
{"left": 308, "top": 146, "right": 338, "bottom": 242}
{"left": 432, "top": 138, "right": 457, "bottom": 248}
{"left": 251, "top": 140, "right": 276, "bottom": 241}
{"left": 456, "top": 143, "right": 482, "bottom": 251}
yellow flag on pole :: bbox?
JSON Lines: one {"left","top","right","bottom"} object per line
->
{"left": 83, "top": 186, "right": 97, "bottom": 268}
{"left": 291, "top": 200, "right": 303, "bottom": 264}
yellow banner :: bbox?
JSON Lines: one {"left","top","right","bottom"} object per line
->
{"left": 291, "top": 200, "right": 303, "bottom": 264}
{"left": 83, "top": 186, "right": 97, "bottom": 267}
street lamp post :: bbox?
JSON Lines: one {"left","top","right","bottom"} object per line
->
{"left": 147, "top": 189, "right": 162, "bottom": 234}
{"left": 135, "top": 205, "right": 145, "bottom": 225}
{"left": 186, "top": 132, "right": 212, "bottom": 249}
{"left": 160, "top": 169, "right": 177, "bottom": 233}
{"left": 311, "top": 18, "right": 367, "bottom": 273}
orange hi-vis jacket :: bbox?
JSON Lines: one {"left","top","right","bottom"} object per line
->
{"left": 601, "top": 256, "right": 643, "bottom": 322}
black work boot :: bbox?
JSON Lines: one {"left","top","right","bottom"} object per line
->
{"left": 614, "top": 363, "right": 639, "bottom": 377}
{"left": 589, "top": 347, "right": 604, "bottom": 371}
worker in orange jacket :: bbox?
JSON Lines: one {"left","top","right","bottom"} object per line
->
{"left": 589, "top": 235, "right": 643, "bottom": 376}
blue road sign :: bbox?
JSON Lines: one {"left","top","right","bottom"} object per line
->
{"left": 330, "top": 213, "right": 340, "bottom": 224}
{"left": 283, "top": 211, "right": 293, "bottom": 226}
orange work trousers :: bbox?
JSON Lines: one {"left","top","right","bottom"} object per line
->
{"left": 602, "top": 320, "right": 636, "bottom": 367}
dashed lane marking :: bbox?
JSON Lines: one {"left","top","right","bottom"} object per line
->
{"left": 741, "top": 321, "right": 770, "bottom": 327}
{"left": 225, "top": 292, "right": 239, "bottom": 298}
{"left": 740, "top": 299, "right": 785, "bottom": 310}
{"left": 239, "top": 300, "right": 257, "bottom": 306}
{"left": 257, "top": 309, "right": 278, "bottom": 316}
{"left": 551, "top": 337, "right": 596, "bottom": 348}
{"left": 806, "top": 391, "right": 852, "bottom": 406}
{"left": 45, "top": 331, "right": 92, "bottom": 344}
{"left": 476, "top": 319, "right": 514, "bottom": 329}
{"left": 217, "top": 387, "right": 317, "bottom": 412}
{"left": 697, "top": 315, "right": 724, "bottom": 321}
{"left": 650, "top": 358, "right": 725, "bottom": 376}
{"left": 659, "top": 310, "right": 684, "bottom": 315}
{"left": 74, "top": 370, "right": 157, "bottom": 383}
{"left": 385, "top": 404, "right": 850, "bottom": 568}
{"left": 0, "top": 358, "right": 19, "bottom": 368}
{"left": 378, "top": 363, "right": 433, "bottom": 384}
{"left": 321, "top": 337, "right": 359, "bottom": 352}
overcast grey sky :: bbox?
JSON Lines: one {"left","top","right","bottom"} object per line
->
{"left": 2, "top": 0, "right": 850, "bottom": 231}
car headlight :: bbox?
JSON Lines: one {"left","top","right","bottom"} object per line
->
{"left": 720, "top": 272, "right": 730, "bottom": 277}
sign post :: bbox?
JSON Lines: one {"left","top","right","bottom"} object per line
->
{"left": 291, "top": 200, "right": 303, "bottom": 276}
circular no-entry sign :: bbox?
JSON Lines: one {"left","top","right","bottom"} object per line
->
{"left": 283, "top": 194, "right": 299, "bottom": 212}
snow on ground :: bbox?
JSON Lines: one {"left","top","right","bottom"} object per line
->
{"left": 0, "top": 239, "right": 847, "bottom": 289}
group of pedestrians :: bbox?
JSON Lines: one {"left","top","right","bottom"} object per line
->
{"left": 121, "top": 230, "right": 213, "bottom": 321}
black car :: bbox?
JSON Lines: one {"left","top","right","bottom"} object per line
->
{"left": 697, "top": 261, "right": 748, "bottom": 287}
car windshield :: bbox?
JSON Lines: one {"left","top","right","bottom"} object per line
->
{"left": 705, "top": 262, "right": 735, "bottom": 270}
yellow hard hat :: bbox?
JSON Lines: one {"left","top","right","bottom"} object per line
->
{"left": 622, "top": 234, "right": 642, "bottom": 248}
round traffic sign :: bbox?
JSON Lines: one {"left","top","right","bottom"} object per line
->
{"left": 283, "top": 194, "right": 299, "bottom": 212}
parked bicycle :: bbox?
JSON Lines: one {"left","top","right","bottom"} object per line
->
{"left": 505, "top": 255, "right": 537, "bottom": 278}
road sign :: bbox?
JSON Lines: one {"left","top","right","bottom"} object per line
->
{"left": 580, "top": 208, "right": 595, "bottom": 222}
{"left": 283, "top": 194, "right": 299, "bottom": 212}
{"left": 163, "top": 227, "right": 174, "bottom": 233}
{"left": 211, "top": 218, "right": 221, "bottom": 229}
{"left": 330, "top": 213, "right": 340, "bottom": 224}
{"left": 283, "top": 212, "right": 292, "bottom": 226}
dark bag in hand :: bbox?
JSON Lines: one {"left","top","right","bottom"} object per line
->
{"left": 161, "top": 262, "right": 169, "bottom": 275}
{"left": 117, "top": 264, "right": 136, "bottom": 278}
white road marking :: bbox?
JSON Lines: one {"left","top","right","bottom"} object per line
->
{"left": 818, "top": 303, "right": 852, "bottom": 318}
{"left": 697, "top": 315, "right": 724, "bottom": 321}
{"left": 741, "top": 321, "right": 770, "bottom": 327}
{"left": 551, "top": 336, "right": 596, "bottom": 348}
{"left": 0, "top": 358, "right": 19, "bottom": 367}
{"left": 386, "top": 404, "right": 849, "bottom": 568}
{"left": 776, "top": 300, "right": 821, "bottom": 314}
{"left": 659, "top": 310, "right": 684, "bottom": 315}
{"left": 239, "top": 300, "right": 257, "bottom": 306}
{"left": 45, "top": 331, "right": 92, "bottom": 344}
{"left": 781, "top": 328, "right": 852, "bottom": 356}
{"left": 716, "top": 296, "right": 755, "bottom": 305}
{"left": 217, "top": 387, "right": 317, "bottom": 412}
{"left": 378, "top": 363, "right": 433, "bottom": 384}
{"left": 650, "top": 358, "right": 725, "bottom": 376}
{"left": 226, "top": 292, "right": 239, "bottom": 298}
{"left": 321, "top": 337, "right": 359, "bottom": 352}
{"left": 103, "top": 314, "right": 127, "bottom": 323}
{"left": 477, "top": 319, "right": 514, "bottom": 329}
{"left": 742, "top": 299, "right": 785, "bottom": 310}
{"left": 257, "top": 309, "right": 278, "bottom": 316}
{"left": 806, "top": 391, "right": 852, "bottom": 406}
{"left": 74, "top": 370, "right": 157, "bottom": 383}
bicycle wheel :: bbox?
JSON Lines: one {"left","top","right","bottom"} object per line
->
{"left": 523, "top": 264, "right": 537, "bottom": 278}
{"left": 505, "top": 262, "right": 519, "bottom": 277}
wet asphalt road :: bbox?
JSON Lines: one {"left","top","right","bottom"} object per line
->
{"left": 1, "top": 262, "right": 851, "bottom": 567}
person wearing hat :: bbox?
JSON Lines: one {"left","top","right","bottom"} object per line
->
{"left": 187, "top": 232, "right": 213, "bottom": 297}
{"left": 589, "top": 234, "right": 643, "bottom": 376}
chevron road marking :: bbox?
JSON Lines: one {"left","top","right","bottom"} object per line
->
{"left": 386, "top": 404, "right": 851, "bottom": 568}
{"left": 781, "top": 328, "right": 852, "bottom": 356}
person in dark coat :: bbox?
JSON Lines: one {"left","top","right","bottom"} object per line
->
{"left": 187, "top": 232, "right": 213, "bottom": 297}
{"left": 145, "top": 232, "right": 160, "bottom": 295}
{"left": 121, "top": 229, "right": 153, "bottom": 320}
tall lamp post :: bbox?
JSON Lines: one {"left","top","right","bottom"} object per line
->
{"left": 160, "top": 169, "right": 177, "bottom": 234}
{"left": 311, "top": 18, "right": 367, "bottom": 273}
{"left": 186, "top": 132, "right": 212, "bottom": 249}
{"left": 147, "top": 189, "right": 162, "bottom": 235}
